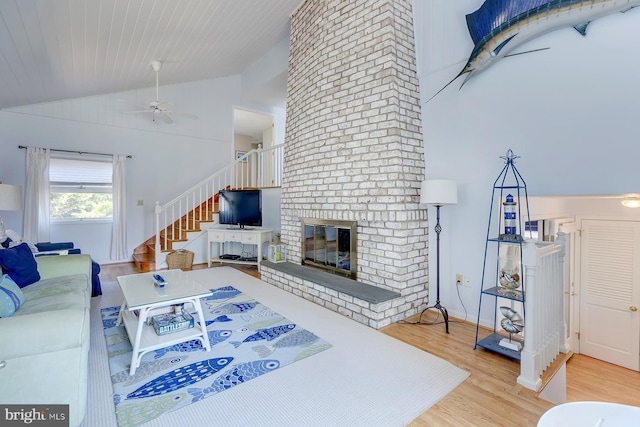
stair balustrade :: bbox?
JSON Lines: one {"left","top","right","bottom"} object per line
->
{"left": 152, "top": 144, "right": 284, "bottom": 269}
{"left": 517, "top": 232, "right": 569, "bottom": 391}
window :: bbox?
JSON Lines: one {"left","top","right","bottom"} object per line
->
{"left": 524, "top": 220, "right": 539, "bottom": 240}
{"left": 50, "top": 158, "right": 113, "bottom": 220}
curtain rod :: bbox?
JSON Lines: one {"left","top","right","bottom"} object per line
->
{"left": 18, "top": 145, "right": 132, "bottom": 159}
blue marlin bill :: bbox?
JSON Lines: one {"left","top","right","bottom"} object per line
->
{"left": 430, "top": 0, "right": 640, "bottom": 100}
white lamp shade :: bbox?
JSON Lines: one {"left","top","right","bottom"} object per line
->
{"left": 420, "top": 179, "right": 457, "bottom": 206}
{"left": 0, "top": 184, "right": 23, "bottom": 211}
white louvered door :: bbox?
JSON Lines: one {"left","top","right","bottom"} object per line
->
{"left": 579, "top": 219, "right": 640, "bottom": 371}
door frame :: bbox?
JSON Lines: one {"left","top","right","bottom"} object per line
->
{"left": 557, "top": 220, "right": 579, "bottom": 352}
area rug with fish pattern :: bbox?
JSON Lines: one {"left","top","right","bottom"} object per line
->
{"left": 101, "top": 285, "right": 332, "bottom": 427}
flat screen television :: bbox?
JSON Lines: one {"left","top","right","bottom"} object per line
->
{"left": 218, "top": 189, "right": 262, "bottom": 228}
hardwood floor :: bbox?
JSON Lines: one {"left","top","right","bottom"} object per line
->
{"left": 100, "top": 262, "right": 640, "bottom": 426}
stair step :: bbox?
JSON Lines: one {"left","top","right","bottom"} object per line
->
{"left": 133, "top": 253, "right": 155, "bottom": 272}
{"left": 132, "top": 193, "right": 223, "bottom": 272}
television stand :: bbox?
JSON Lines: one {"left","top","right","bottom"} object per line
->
{"left": 207, "top": 228, "right": 273, "bottom": 269}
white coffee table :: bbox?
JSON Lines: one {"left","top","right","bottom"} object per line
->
{"left": 116, "top": 269, "right": 213, "bottom": 375}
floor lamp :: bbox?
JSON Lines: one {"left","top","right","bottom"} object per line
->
{"left": 420, "top": 179, "right": 458, "bottom": 334}
{"left": 0, "top": 183, "right": 24, "bottom": 243}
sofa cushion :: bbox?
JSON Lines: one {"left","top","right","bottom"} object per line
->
{"left": 0, "top": 307, "right": 89, "bottom": 361}
{"left": 18, "top": 274, "right": 89, "bottom": 315}
{"left": 0, "top": 274, "right": 89, "bottom": 360}
{"left": 0, "top": 274, "right": 26, "bottom": 317}
{"left": 0, "top": 243, "right": 40, "bottom": 288}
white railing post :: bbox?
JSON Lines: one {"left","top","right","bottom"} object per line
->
{"left": 556, "top": 232, "right": 570, "bottom": 354}
{"left": 257, "top": 145, "right": 263, "bottom": 188}
{"left": 518, "top": 239, "right": 542, "bottom": 391}
{"left": 154, "top": 201, "right": 162, "bottom": 271}
{"left": 517, "top": 236, "right": 567, "bottom": 391}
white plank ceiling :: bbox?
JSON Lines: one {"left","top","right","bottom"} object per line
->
{"left": 0, "top": 0, "right": 301, "bottom": 109}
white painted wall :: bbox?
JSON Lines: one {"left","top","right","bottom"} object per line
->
{"left": 0, "top": 72, "right": 285, "bottom": 264}
{"left": 413, "top": 1, "right": 640, "bottom": 325}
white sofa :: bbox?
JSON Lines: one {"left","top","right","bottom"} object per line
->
{"left": 0, "top": 254, "right": 92, "bottom": 427}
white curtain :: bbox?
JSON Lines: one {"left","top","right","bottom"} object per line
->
{"left": 23, "top": 147, "right": 50, "bottom": 243}
{"left": 110, "top": 154, "right": 128, "bottom": 260}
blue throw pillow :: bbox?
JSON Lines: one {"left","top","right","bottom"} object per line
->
{"left": 0, "top": 274, "right": 26, "bottom": 317}
{"left": 1, "top": 236, "right": 11, "bottom": 248}
{"left": 0, "top": 242, "right": 40, "bottom": 288}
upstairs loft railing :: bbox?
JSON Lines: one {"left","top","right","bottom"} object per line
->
{"left": 517, "top": 232, "right": 568, "bottom": 391}
{"left": 154, "top": 144, "right": 284, "bottom": 267}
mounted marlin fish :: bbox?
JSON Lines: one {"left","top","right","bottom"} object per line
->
{"left": 429, "top": 0, "right": 640, "bottom": 100}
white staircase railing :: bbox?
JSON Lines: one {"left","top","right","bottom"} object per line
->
{"left": 154, "top": 144, "right": 284, "bottom": 268}
{"left": 517, "top": 232, "right": 568, "bottom": 391}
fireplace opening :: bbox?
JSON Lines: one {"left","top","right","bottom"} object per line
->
{"left": 301, "top": 219, "right": 357, "bottom": 279}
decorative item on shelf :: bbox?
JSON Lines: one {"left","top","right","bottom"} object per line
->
{"left": 498, "top": 306, "right": 524, "bottom": 351}
{"left": 166, "top": 249, "right": 194, "bottom": 270}
{"left": 268, "top": 242, "right": 286, "bottom": 263}
{"left": 498, "top": 245, "right": 522, "bottom": 297}
{"left": 500, "top": 194, "right": 521, "bottom": 241}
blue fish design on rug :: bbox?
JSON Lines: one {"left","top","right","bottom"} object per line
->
{"left": 204, "top": 315, "right": 232, "bottom": 326}
{"left": 152, "top": 330, "right": 232, "bottom": 359}
{"left": 187, "top": 359, "right": 280, "bottom": 403}
{"left": 201, "top": 285, "right": 242, "bottom": 301}
{"left": 252, "top": 329, "right": 320, "bottom": 358}
{"left": 127, "top": 357, "right": 234, "bottom": 399}
{"left": 112, "top": 356, "right": 189, "bottom": 386}
{"left": 101, "top": 285, "right": 332, "bottom": 427}
{"left": 230, "top": 324, "right": 296, "bottom": 348}
{"left": 208, "top": 300, "right": 258, "bottom": 315}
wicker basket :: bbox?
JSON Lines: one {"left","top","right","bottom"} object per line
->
{"left": 166, "top": 249, "right": 194, "bottom": 270}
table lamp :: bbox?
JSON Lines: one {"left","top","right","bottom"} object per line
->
{"left": 0, "top": 183, "right": 24, "bottom": 243}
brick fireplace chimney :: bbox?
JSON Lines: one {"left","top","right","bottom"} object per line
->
{"left": 262, "top": 0, "right": 429, "bottom": 329}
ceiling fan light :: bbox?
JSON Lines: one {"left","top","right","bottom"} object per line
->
{"left": 621, "top": 197, "right": 640, "bottom": 208}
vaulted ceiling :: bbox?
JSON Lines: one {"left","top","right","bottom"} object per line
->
{"left": 0, "top": 0, "right": 301, "bottom": 110}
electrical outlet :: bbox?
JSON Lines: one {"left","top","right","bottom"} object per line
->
{"left": 455, "top": 274, "right": 463, "bottom": 286}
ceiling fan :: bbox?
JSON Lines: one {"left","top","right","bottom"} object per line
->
{"left": 127, "top": 60, "right": 198, "bottom": 124}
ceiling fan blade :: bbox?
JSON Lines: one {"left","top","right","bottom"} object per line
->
{"left": 124, "top": 110, "right": 150, "bottom": 114}
{"left": 170, "top": 112, "right": 199, "bottom": 120}
{"left": 159, "top": 112, "right": 173, "bottom": 124}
